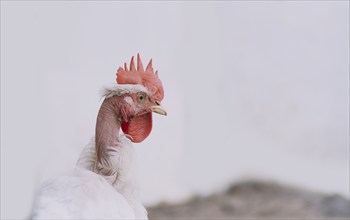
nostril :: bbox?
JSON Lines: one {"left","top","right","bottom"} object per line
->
{"left": 155, "top": 101, "right": 160, "bottom": 106}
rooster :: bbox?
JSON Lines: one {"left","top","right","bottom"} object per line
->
{"left": 31, "top": 54, "right": 166, "bottom": 219}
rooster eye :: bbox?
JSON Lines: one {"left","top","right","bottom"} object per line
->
{"left": 137, "top": 93, "right": 146, "bottom": 103}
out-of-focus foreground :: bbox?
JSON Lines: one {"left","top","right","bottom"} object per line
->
{"left": 148, "top": 180, "right": 350, "bottom": 219}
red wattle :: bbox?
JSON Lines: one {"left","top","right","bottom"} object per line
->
{"left": 121, "top": 113, "right": 152, "bottom": 143}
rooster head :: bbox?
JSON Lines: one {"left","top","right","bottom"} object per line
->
{"left": 102, "top": 54, "right": 166, "bottom": 143}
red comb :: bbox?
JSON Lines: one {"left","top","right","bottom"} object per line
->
{"left": 116, "top": 54, "right": 164, "bottom": 101}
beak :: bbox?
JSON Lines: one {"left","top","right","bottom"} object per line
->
{"left": 151, "top": 102, "right": 167, "bottom": 116}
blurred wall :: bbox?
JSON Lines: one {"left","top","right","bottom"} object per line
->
{"left": 1, "top": 2, "right": 349, "bottom": 219}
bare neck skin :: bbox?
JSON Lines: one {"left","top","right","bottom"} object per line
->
{"left": 94, "top": 97, "right": 121, "bottom": 175}
{"left": 78, "top": 96, "right": 147, "bottom": 218}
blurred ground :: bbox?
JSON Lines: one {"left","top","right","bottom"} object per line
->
{"left": 147, "top": 181, "right": 350, "bottom": 219}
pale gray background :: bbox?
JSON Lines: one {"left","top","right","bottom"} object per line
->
{"left": 1, "top": 1, "right": 349, "bottom": 219}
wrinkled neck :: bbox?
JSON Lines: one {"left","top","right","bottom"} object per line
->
{"left": 95, "top": 99, "right": 121, "bottom": 171}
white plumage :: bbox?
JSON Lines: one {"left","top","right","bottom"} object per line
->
{"left": 31, "top": 136, "right": 147, "bottom": 219}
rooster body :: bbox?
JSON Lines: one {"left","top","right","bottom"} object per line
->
{"left": 31, "top": 55, "right": 166, "bottom": 219}
{"left": 32, "top": 138, "right": 146, "bottom": 219}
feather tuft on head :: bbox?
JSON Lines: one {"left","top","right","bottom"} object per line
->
{"left": 116, "top": 54, "right": 164, "bottom": 101}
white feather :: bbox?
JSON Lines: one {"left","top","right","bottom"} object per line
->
{"left": 31, "top": 137, "right": 147, "bottom": 219}
{"left": 101, "top": 84, "right": 150, "bottom": 99}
